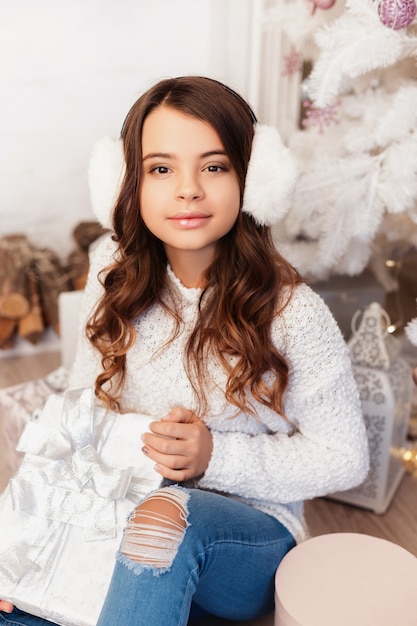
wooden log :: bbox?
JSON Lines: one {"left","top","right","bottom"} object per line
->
{"left": 0, "top": 317, "right": 17, "bottom": 349}
{"left": 72, "top": 221, "right": 107, "bottom": 252}
{"left": 67, "top": 249, "right": 89, "bottom": 291}
{"left": 0, "top": 293, "right": 30, "bottom": 320}
{"left": 18, "top": 278, "right": 45, "bottom": 344}
{"left": 31, "top": 248, "right": 71, "bottom": 332}
{"left": 0, "top": 235, "right": 30, "bottom": 320}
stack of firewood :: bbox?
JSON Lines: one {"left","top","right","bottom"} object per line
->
{"left": 0, "top": 221, "right": 107, "bottom": 349}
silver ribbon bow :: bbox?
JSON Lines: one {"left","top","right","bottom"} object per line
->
{"left": 1, "top": 387, "right": 151, "bottom": 588}
{"left": 10, "top": 387, "right": 137, "bottom": 540}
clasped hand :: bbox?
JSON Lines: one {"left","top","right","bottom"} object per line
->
{"left": 141, "top": 406, "right": 213, "bottom": 482}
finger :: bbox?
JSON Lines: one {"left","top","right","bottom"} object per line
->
{"left": 142, "top": 431, "right": 188, "bottom": 455}
{"left": 143, "top": 445, "right": 189, "bottom": 471}
{"left": 148, "top": 420, "right": 195, "bottom": 441}
{"left": 0, "top": 601, "right": 14, "bottom": 613}
{"left": 154, "top": 463, "right": 190, "bottom": 483}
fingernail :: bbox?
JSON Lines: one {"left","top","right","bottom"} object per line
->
{"left": 142, "top": 446, "right": 149, "bottom": 455}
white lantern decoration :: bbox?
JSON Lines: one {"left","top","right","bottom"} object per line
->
{"left": 330, "top": 302, "right": 413, "bottom": 513}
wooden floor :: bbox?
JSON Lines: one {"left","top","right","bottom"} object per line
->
{"left": 0, "top": 350, "right": 62, "bottom": 389}
{"left": 305, "top": 474, "right": 417, "bottom": 556}
{"left": 1, "top": 350, "right": 417, "bottom": 626}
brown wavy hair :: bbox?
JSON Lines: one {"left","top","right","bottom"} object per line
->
{"left": 87, "top": 76, "right": 302, "bottom": 415}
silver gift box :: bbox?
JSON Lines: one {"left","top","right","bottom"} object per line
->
{"left": 0, "top": 387, "right": 161, "bottom": 626}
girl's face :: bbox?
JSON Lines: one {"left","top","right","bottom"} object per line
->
{"left": 140, "top": 105, "right": 240, "bottom": 283}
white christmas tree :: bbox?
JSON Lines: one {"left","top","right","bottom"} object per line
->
{"left": 272, "top": 0, "right": 417, "bottom": 288}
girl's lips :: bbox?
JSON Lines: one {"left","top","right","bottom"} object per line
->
{"left": 168, "top": 215, "right": 211, "bottom": 229}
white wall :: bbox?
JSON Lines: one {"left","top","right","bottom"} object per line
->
{"left": 0, "top": 0, "right": 253, "bottom": 256}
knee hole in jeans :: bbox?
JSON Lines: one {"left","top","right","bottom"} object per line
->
{"left": 120, "top": 486, "right": 190, "bottom": 571}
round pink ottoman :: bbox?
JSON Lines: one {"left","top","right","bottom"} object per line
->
{"left": 275, "top": 533, "right": 417, "bottom": 625}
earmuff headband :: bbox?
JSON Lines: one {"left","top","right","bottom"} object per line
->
{"left": 88, "top": 125, "right": 298, "bottom": 230}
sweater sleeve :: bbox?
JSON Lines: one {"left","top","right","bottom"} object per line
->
{"left": 68, "top": 234, "right": 117, "bottom": 390}
{"left": 199, "top": 284, "right": 369, "bottom": 503}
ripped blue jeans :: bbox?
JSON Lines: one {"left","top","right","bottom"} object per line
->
{"left": 0, "top": 487, "right": 295, "bottom": 626}
{"left": 99, "top": 486, "right": 295, "bottom": 625}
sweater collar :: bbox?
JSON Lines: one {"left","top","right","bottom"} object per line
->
{"left": 166, "top": 264, "right": 203, "bottom": 305}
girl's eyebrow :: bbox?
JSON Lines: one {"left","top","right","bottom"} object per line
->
{"left": 142, "top": 149, "right": 228, "bottom": 161}
{"left": 201, "top": 150, "right": 228, "bottom": 158}
{"left": 142, "top": 152, "right": 174, "bottom": 161}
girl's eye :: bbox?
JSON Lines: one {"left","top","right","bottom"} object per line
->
{"left": 205, "top": 164, "right": 227, "bottom": 173}
{"left": 150, "top": 165, "right": 170, "bottom": 175}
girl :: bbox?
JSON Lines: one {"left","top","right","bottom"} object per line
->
{"left": 0, "top": 76, "right": 369, "bottom": 626}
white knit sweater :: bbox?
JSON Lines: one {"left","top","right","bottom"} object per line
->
{"left": 69, "top": 235, "right": 369, "bottom": 543}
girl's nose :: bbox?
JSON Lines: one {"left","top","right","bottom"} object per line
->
{"left": 176, "top": 171, "right": 204, "bottom": 201}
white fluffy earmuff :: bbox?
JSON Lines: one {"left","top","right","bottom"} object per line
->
{"left": 88, "top": 125, "right": 298, "bottom": 229}
{"left": 242, "top": 124, "right": 298, "bottom": 226}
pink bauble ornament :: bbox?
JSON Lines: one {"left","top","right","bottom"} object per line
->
{"left": 309, "top": 0, "right": 336, "bottom": 13}
{"left": 310, "top": 0, "right": 337, "bottom": 10}
{"left": 378, "top": 0, "right": 417, "bottom": 29}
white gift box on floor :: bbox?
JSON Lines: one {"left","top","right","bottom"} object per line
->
{"left": 330, "top": 302, "right": 413, "bottom": 514}
{"left": 0, "top": 387, "right": 162, "bottom": 626}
